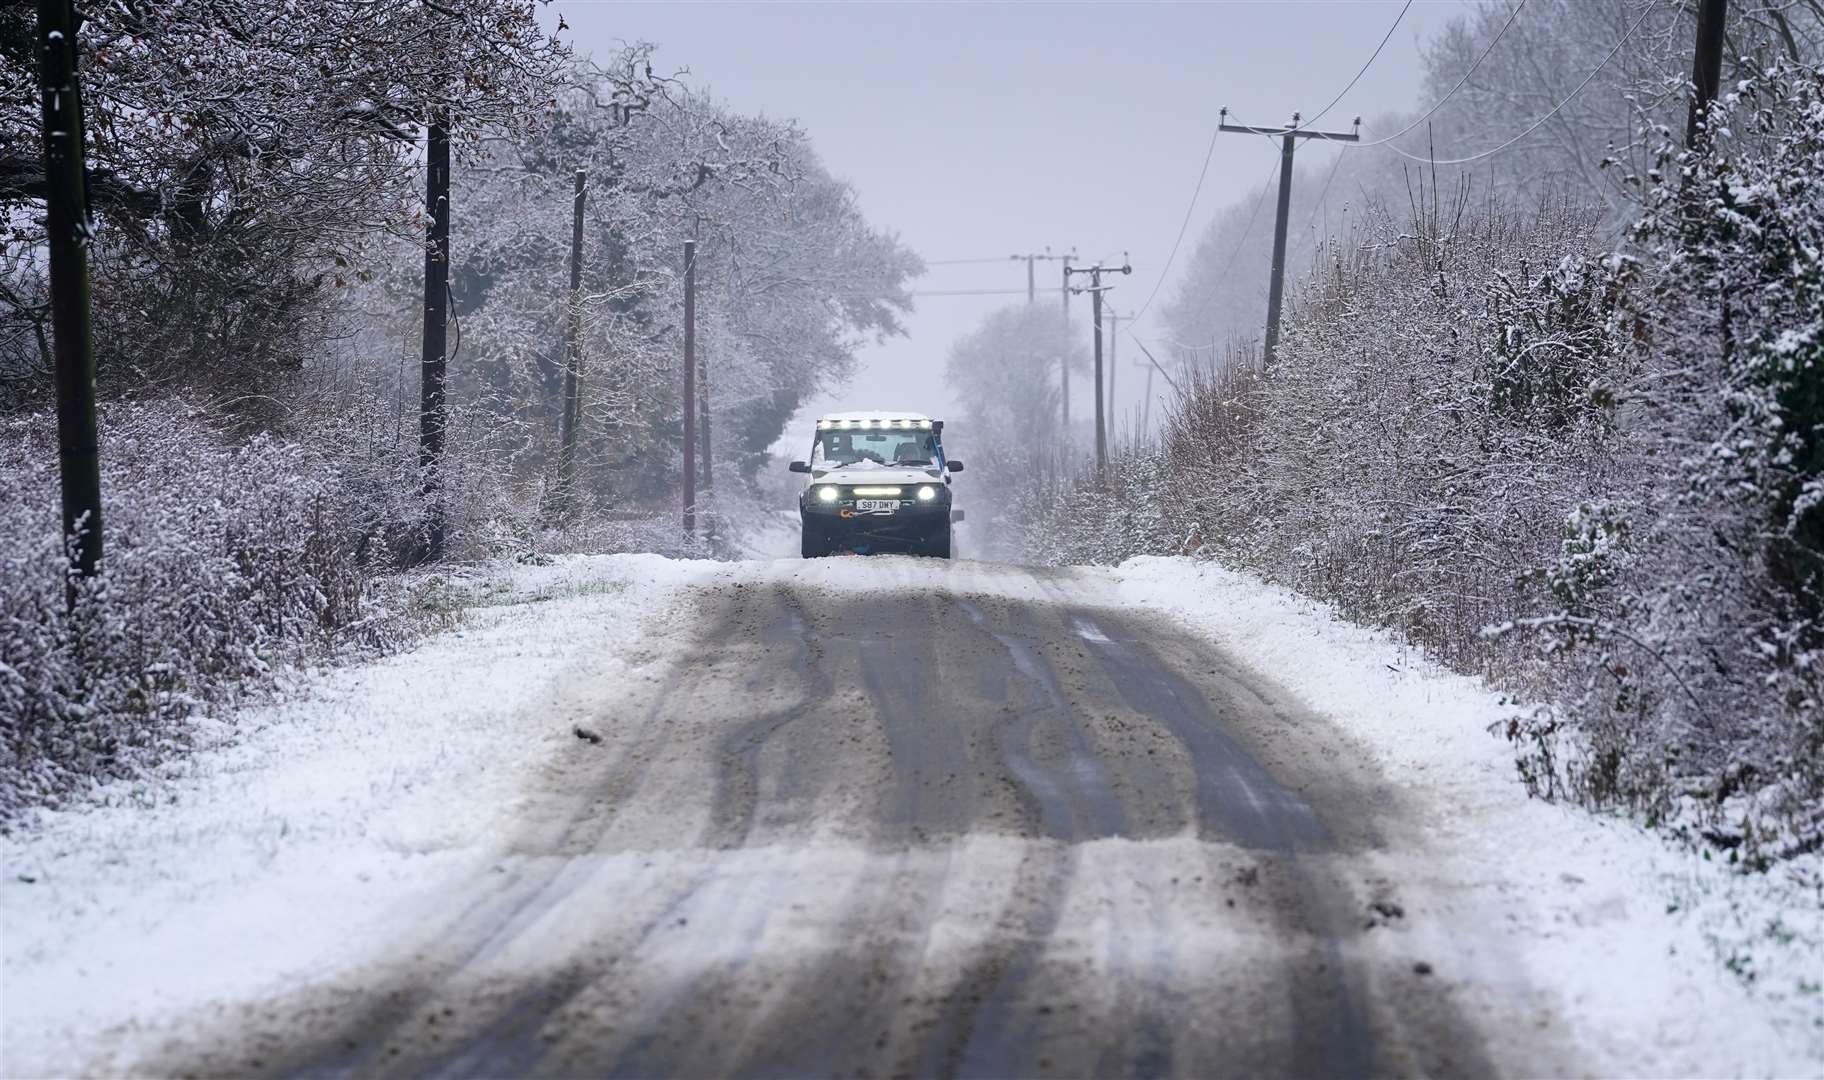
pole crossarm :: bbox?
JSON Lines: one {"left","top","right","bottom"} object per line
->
{"left": 1065, "top": 262, "right": 1131, "bottom": 280}
{"left": 1218, "top": 108, "right": 1361, "bottom": 143}
{"left": 1217, "top": 123, "right": 1360, "bottom": 142}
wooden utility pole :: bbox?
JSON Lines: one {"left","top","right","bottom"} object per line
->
{"left": 418, "top": 113, "right": 451, "bottom": 562}
{"left": 1060, "top": 256, "right": 1072, "bottom": 432}
{"left": 1093, "top": 287, "right": 1105, "bottom": 467}
{"left": 36, "top": 0, "right": 102, "bottom": 598}
{"left": 1010, "top": 249, "right": 1070, "bottom": 306}
{"left": 698, "top": 239, "right": 712, "bottom": 498}
{"left": 1067, "top": 260, "right": 1132, "bottom": 474}
{"left": 1685, "top": 0, "right": 1728, "bottom": 149}
{"left": 556, "top": 169, "right": 587, "bottom": 517}
{"left": 699, "top": 352, "right": 712, "bottom": 495}
{"left": 1009, "top": 249, "right": 1073, "bottom": 436}
{"left": 682, "top": 240, "right": 697, "bottom": 537}
{"left": 1217, "top": 110, "right": 1359, "bottom": 365}
{"left": 1108, "top": 310, "right": 1119, "bottom": 427}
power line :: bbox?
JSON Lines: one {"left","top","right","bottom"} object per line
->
{"left": 1129, "top": 122, "right": 1221, "bottom": 325}
{"left": 1304, "top": 0, "right": 1412, "bottom": 127}
{"left": 1192, "top": 154, "right": 1280, "bottom": 334}
{"left": 922, "top": 256, "right": 1012, "bottom": 266}
{"left": 1356, "top": 0, "right": 1530, "bottom": 148}
{"left": 908, "top": 288, "right": 1031, "bottom": 296}
{"left": 1071, "top": 0, "right": 1398, "bottom": 359}
{"left": 1374, "top": 0, "right": 1662, "bottom": 167}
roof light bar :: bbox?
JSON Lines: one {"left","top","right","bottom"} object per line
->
{"left": 817, "top": 416, "right": 935, "bottom": 430}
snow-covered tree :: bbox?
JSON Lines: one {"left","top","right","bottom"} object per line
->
{"left": 344, "top": 49, "right": 920, "bottom": 523}
{"left": 939, "top": 304, "right": 1088, "bottom": 548}
{"left": 0, "top": 1, "right": 568, "bottom": 403}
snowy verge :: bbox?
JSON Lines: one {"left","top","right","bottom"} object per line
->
{"left": 1111, "top": 554, "right": 1823, "bottom": 1075}
{"left": 0, "top": 553, "right": 718, "bottom": 1077}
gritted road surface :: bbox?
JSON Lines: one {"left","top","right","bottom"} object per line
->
{"left": 161, "top": 559, "right": 1517, "bottom": 1079}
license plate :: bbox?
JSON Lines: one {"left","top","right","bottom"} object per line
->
{"left": 855, "top": 499, "right": 897, "bottom": 512}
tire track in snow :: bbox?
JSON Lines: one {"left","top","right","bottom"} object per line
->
{"left": 152, "top": 563, "right": 1509, "bottom": 1079}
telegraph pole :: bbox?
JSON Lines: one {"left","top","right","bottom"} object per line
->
{"left": 37, "top": 0, "right": 102, "bottom": 597}
{"left": 1007, "top": 250, "right": 1074, "bottom": 431}
{"left": 1686, "top": 0, "right": 1727, "bottom": 149}
{"left": 682, "top": 240, "right": 697, "bottom": 537}
{"left": 696, "top": 230, "right": 712, "bottom": 499}
{"left": 1217, "top": 109, "right": 1359, "bottom": 365}
{"left": 1060, "top": 256, "right": 1072, "bottom": 431}
{"left": 1067, "top": 259, "right": 1132, "bottom": 473}
{"left": 419, "top": 111, "right": 451, "bottom": 563}
{"left": 1010, "top": 249, "right": 1070, "bottom": 306}
{"left": 1107, "top": 309, "right": 1120, "bottom": 427}
{"left": 699, "top": 348, "right": 712, "bottom": 495}
{"left": 1094, "top": 287, "right": 1103, "bottom": 466}
{"left": 556, "top": 169, "right": 587, "bottom": 518}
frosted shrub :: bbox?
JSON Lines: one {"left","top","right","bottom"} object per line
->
{"left": 1019, "top": 69, "right": 1824, "bottom": 862}
{"left": 1008, "top": 444, "right": 1180, "bottom": 567}
{"left": 1027, "top": 194, "right": 1627, "bottom": 676}
{"left": 0, "top": 404, "right": 404, "bottom": 826}
{"left": 1587, "top": 61, "right": 1824, "bottom": 858}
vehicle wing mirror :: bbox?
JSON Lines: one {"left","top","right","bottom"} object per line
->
{"left": 946, "top": 460, "right": 964, "bottom": 473}
{"left": 788, "top": 460, "right": 812, "bottom": 474}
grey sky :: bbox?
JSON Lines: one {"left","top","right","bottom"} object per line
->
{"left": 551, "top": 0, "right": 1473, "bottom": 438}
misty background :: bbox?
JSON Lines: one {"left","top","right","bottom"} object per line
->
{"left": 550, "top": 0, "right": 1473, "bottom": 444}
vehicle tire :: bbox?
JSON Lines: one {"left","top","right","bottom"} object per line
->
{"left": 929, "top": 524, "right": 952, "bottom": 560}
{"left": 801, "top": 522, "right": 827, "bottom": 559}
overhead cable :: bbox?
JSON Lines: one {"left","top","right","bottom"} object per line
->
{"left": 921, "top": 257, "right": 1015, "bottom": 266}
{"left": 1128, "top": 123, "right": 1223, "bottom": 325}
{"left": 1374, "top": 0, "right": 1661, "bottom": 166}
{"left": 1355, "top": 0, "right": 1530, "bottom": 148}
{"left": 1304, "top": 0, "right": 1413, "bottom": 127}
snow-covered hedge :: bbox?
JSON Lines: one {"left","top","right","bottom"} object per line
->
{"left": 1021, "top": 63, "right": 1824, "bottom": 864}
{"left": 1007, "top": 447, "right": 1181, "bottom": 566}
{"left": 0, "top": 404, "right": 407, "bottom": 827}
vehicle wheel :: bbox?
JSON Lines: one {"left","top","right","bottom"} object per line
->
{"left": 929, "top": 525, "right": 952, "bottom": 560}
{"left": 801, "top": 523, "right": 827, "bottom": 559}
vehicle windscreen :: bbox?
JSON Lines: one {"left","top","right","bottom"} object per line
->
{"left": 813, "top": 429, "right": 937, "bottom": 469}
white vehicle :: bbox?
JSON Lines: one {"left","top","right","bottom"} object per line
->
{"left": 787, "top": 412, "right": 964, "bottom": 558}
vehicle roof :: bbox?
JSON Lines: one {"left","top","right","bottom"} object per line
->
{"left": 817, "top": 410, "right": 935, "bottom": 423}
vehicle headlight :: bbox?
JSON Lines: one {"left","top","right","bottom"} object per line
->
{"left": 916, "top": 485, "right": 937, "bottom": 502}
{"left": 816, "top": 485, "right": 840, "bottom": 503}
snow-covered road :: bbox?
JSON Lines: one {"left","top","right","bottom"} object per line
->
{"left": 4, "top": 555, "right": 1818, "bottom": 1077}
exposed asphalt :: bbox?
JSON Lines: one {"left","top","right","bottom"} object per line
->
{"left": 155, "top": 558, "right": 1520, "bottom": 1079}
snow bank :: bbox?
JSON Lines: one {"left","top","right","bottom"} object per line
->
{"left": 1112, "top": 554, "right": 1823, "bottom": 1075}
{"left": 0, "top": 553, "right": 717, "bottom": 1077}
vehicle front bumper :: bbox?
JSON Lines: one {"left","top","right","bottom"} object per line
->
{"left": 800, "top": 491, "right": 952, "bottom": 544}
